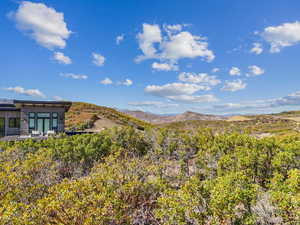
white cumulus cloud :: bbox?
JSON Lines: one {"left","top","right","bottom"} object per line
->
{"left": 128, "top": 101, "right": 178, "bottom": 108}
{"left": 247, "top": 65, "right": 265, "bottom": 76}
{"left": 116, "top": 34, "right": 124, "bottom": 45}
{"left": 4, "top": 86, "right": 46, "bottom": 98}
{"left": 271, "top": 91, "right": 300, "bottom": 107}
{"left": 100, "top": 78, "right": 113, "bottom": 85}
{"left": 145, "top": 83, "right": 210, "bottom": 97}
{"left": 178, "top": 72, "right": 221, "bottom": 86}
{"left": 261, "top": 21, "right": 300, "bottom": 53}
{"left": 136, "top": 24, "right": 162, "bottom": 62}
{"left": 229, "top": 67, "right": 241, "bottom": 76}
{"left": 167, "top": 94, "right": 218, "bottom": 103}
{"left": 164, "top": 24, "right": 183, "bottom": 32}
{"left": 211, "top": 68, "right": 220, "bottom": 73}
{"left": 60, "top": 73, "right": 88, "bottom": 80}
{"left": 136, "top": 23, "right": 215, "bottom": 69}
{"left": 120, "top": 79, "right": 133, "bottom": 86}
{"left": 160, "top": 31, "right": 215, "bottom": 62}
{"left": 92, "top": 52, "right": 105, "bottom": 66}
{"left": 152, "top": 62, "right": 178, "bottom": 71}
{"left": 53, "top": 52, "right": 72, "bottom": 64}
{"left": 250, "top": 42, "right": 263, "bottom": 55}
{"left": 12, "top": 1, "right": 71, "bottom": 49}
{"left": 221, "top": 79, "right": 247, "bottom": 92}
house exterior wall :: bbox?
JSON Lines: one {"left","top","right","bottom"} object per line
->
{"left": 20, "top": 107, "right": 66, "bottom": 135}
{"left": 0, "top": 111, "right": 21, "bottom": 136}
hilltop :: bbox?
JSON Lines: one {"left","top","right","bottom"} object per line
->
{"left": 123, "top": 110, "right": 225, "bottom": 124}
{"left": 65, "top": 102, "right": 150, "bottom": 131}
{"left": 65, "top": 102, "right": 300, "bottom": 137}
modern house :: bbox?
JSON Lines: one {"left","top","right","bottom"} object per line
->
{"left": 0, "top": 99, "right": 72, "bottom": 137}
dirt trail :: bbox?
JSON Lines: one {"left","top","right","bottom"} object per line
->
{"left": 85, "top": 118, "right": 119, "bottom": 132}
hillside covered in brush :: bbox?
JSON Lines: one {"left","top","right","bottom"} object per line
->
{"left": 123, "top": 110, "right": 225, "bottom": 124}
{"left": 65, "top": 102, "right": 150, "bottom": 131}
{"left": 0, "top": 127, "right": 299, "bottom": 224}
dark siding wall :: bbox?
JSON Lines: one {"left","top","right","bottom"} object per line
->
{"left": 0, "top": 111, "right": 21, "bottom": 136}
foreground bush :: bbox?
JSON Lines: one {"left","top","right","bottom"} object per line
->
{"left": 0, "top": 127, "right": 299, "bottom": 224}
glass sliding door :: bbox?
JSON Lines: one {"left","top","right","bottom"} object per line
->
{"left": 29, "top": 112, "right": 58, "bottom": 134}
{"left": 44, "top": 118, "right": 50, "bottom": 133}
{"left": 0, "top": 118, "right": 5, "bottom": 137}
{"left": 37, "top": 118, "right": 51, "bottom": 134}
{"left": 37, "top": 118, "right": 44, "bottom": 134}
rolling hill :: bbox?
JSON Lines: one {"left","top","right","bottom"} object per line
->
{"left": 123, "top": 110, "right": 225, "bottom": 124}
{"left": 65, "top": 102, "right": 151, "bottom": 131}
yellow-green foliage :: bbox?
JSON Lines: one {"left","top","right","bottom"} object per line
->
{"left": 65, "top": 102, "right": 151, "bottom": 130}
{"left": 0, "top": 127, "right": 299, "bottom": 224}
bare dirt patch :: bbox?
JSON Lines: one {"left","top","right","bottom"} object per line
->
{"left": 85, "top": 118, "right": 119, "bottom": 132}
{"left": 227, "top": 116, "right": 252, "bottom": 122}
{"left": 280, "top": 116, "right": 300, "bottom": 122}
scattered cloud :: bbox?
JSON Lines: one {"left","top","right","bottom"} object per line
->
{"left": 271, "top": 90, "right": 300, "bottom": 107}
{"left": 152, "top": 62, "right": 178, "bottom": 71}
{"left": 144, "top": 82, "right": 216, "bottom": 104}
{"left": 53, "top": 52, "right": 72, "bottom": 64}
{"left": 221, "top": 79, "right": 247, "bottom": 92}
{"left": 229, "top": 67, "right": 241, "bottom": 76}
{"left": 250, "top": 42, "right": 263, "bottom": 55}
{"left": 211, "top": 68, "right": 220, "bottom": 73}
{"left": 136, "top": 24, "right": 162, "bottom": 62}
{"left": 178, "top": 72, "right": 221, "bottom": 86}
{"left": 128, "top": 101, "right": 178, "bottom": 108}
{"left": 60, "top": 73, "right": 88, "bottom": 80}
{"left": 261, "top": 21, "right": 300, "bottom": 53}
{"left": 247, "top": 65, "right": 265, "bottom": 76}
{"left": 12, "top": 1, "right": 71, "bottom": 49}
{"left": 211, "top": 90, "right": 300, "bottom": 113}
{"left": 100, "top": 78, "right": 113, "bottom": 85}
{"left": 4, "top": 86, "right": 46, "bottom": 98}
{"left": 92, "top": 52, "right": 105, "bottom": 66}
{"left": 160, "top": 31, "right": 215, "bottom": 62}
{"left": 53, "top": 96, "right": 64, "bottom": 101}
{"left": 166, "top": 94, "right": 218, "bottom": 103}
{"left": 164, "top": 24, "right": 183, "bottom": 32}
{"left": 145, "top": 82, "right": 210, "bottom": 97}
{"left": 120, "top": 79, "right": 133, "bottom": 86}
{"left": 116, "top": 34, "right": 124, "bottom": 45}
{"left": 136, "top": 23, "right": 215, "bottom": 69}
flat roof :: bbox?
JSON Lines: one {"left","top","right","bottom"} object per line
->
{"left": 0, "top": 99, "right": 72, "bottom": 111}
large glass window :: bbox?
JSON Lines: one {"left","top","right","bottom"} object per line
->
{"left": 37, "top": 113, "right": 50, "bottom": 118}
{"left": 9, "top": 118, "right": 20, "bottom": 128}
{"left": 28, "top": 112, "right": 60, "bottom": 133}
{"left": 29, "top": 113, "right": 36, "bottom": 129}
{"left": 29, "top": 118, "right": 35, "bottom": 129}
{"left": 52, "top": 112, "right": 58, "bottom": 129}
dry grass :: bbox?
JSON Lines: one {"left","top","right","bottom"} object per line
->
{"left": 65, "top": 102, "right": 151, "bottom": 130}
{"left": 227, "top": 116, "right": 252, "bottom": 122}
{"left": 280, "top": 116, "right": 300, "bottom": 122}
{"left": 85, "top": 117, "right": 119, "bottom": 132}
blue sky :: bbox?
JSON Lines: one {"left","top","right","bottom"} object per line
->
{"left": 1, "top": 0, "right": 300, "bottom": 114}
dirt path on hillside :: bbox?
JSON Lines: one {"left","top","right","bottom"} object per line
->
{"left": 85, "top": 118, "right": 119, "bottom": 132}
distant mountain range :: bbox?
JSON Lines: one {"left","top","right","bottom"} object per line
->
{"left": 122, "top": 110, "right": 226, "bottom": 124}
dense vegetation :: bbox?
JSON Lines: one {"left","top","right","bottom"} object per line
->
{"left": 0, "top": 126, "right": 299, "bottom": 224}
{"left": 65, "top": 102, "right": 150, "bottom": 130}
{"left": 160, "top": 116, "right": 300, "bottom": 137}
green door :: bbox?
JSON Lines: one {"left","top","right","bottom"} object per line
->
{"left": 0, "top": 118, "right": 5, "bottom": 137}
{"left": 37, "top": 118, "right": 51, "bottom": 134}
